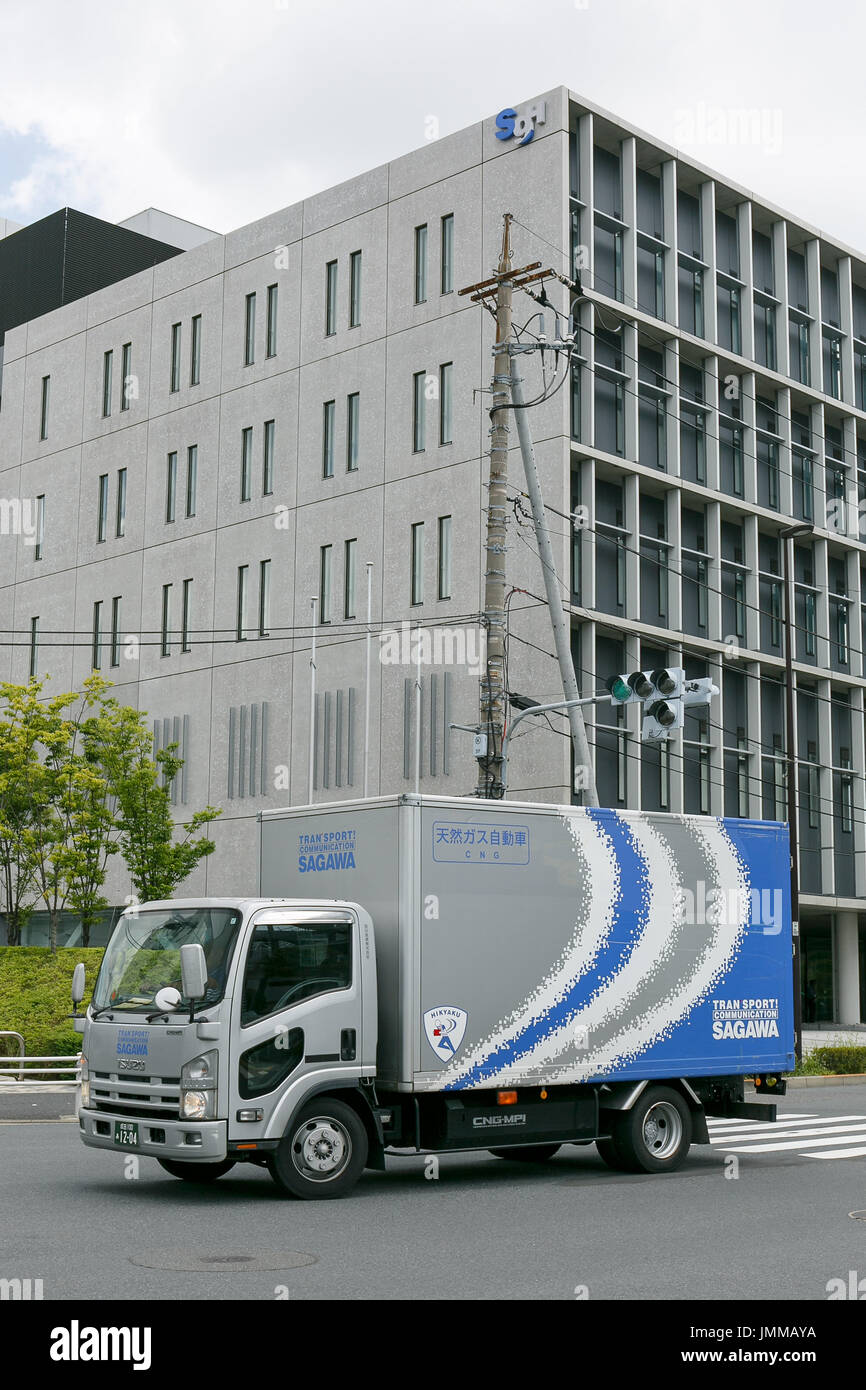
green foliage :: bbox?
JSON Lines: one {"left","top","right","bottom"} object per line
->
{"left": 0, "top": 676, "right": 221, "bottom": 950}
{"left": 0, "top": 947, "right": 104, "bottom": 1059}
{"left": 790, "top": 1043, "right": 866, "bottom": 1076}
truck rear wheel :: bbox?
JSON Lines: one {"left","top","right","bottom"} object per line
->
{"left": 605, "top": 1086, "right": 692, "bottom": 1174}
{"left": 489, "top": 1144, "right": 561, "bottom": 1162}
{"left": 268, "top": 1098, "right": 368, "bottom": 1200}
{"left": 157, "top": 1158, "right": 236, "bottom": 1182}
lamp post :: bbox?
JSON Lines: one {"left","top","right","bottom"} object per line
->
{"left": 780, "top": 521, "right": 813, "bottom": 1064}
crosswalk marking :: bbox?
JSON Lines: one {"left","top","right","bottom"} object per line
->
{"left": 707, "top": 1112, "right": 814, "bottom": 1126}
{"left": 704, "top": 1111, "right": 866, "bottom": 1162}
{"left": 710, "top": 1122, "right": 866, "bottom": 1146}
{"left": 721, "top": 1132, "right": 866, "bottom": 1154}
{"left": 708, "top": 1115, "right": 862, "bottom": 1137}
{"left": 805, "top": 1146, "right": 866, "bottom": 1160}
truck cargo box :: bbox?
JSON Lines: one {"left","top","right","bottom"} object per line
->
{"left": 259, "top": 795, "right": 794, "bottom": 1092}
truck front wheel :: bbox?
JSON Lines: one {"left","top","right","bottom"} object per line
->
{"left": 604, "top": 1086, "right": 692, "bottom": 1174}
{"left": 268, "top": 1098, "right": 368, "bottom": 1200}
{"left": 157, "top": 1158, "right": 236, "bottom": 1182}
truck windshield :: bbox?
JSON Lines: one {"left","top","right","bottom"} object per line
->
{"left": 92, "top": 908, "right": 243, "bottom": 1013}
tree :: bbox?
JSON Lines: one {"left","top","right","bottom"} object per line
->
{"left": 0, "top": 676, "right": 221, "bottom": 950}
{"left": 101, "top": 724, "right": 221, "bottom": 904}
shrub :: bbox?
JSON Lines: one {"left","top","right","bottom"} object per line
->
{"left": 0, "top": 947, "right": 103, "bottom": 1061}
{"left": 789, "top": 1042, "right": 866, "bottom": 1076}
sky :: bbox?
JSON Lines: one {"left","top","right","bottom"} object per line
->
{"left": 0, "top": 0, "right": 864, "bottom": 251}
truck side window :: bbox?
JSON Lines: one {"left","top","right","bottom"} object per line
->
{"left": 240, "top": 921, "right": 352, "bottom": 1026}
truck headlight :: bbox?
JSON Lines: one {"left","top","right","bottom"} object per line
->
{"left": 78, "top": 1056, "right": 89, "bottom": 1112}
{"left": 180, "top": 1050, "right": 218, "bottom": 1120}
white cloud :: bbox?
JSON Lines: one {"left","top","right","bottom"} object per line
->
{"left": 0, "top": 0, "right": 863, "bottom": 252}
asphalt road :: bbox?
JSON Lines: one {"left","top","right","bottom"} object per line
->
{"left": 2, "top": 1083, "right": 866, "bottom": 1301}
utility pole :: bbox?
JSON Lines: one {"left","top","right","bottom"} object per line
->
{"left": 459, "top": 216, "right": 543, "bottom": 797}
{"left": 510, "top": 364, "right": 599, "bottom": 806}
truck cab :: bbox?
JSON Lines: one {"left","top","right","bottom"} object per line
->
{"left": 77, "top": 898, "right": 379, "bottom": 1198}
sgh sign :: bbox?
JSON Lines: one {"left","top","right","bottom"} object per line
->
{"left": 494, "top": 101, "right": 546, "bottom": 146}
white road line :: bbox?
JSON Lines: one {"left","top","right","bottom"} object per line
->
{"left": 708, "top": 1115, "right": 863, "bottom": 1139}
{"left": 706, "top": 1113, "right": 815, "bottom": 1127}
{"left": 721, "top": 1129, "right": 866, "bottom": 1154}
{"left": 710, "top": 1124, "right": 866, "bottom": 1145}
{"left": 804, "top": 1146, "right": 866, "bottom": 1160}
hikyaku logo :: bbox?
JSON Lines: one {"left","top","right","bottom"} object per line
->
{"left": 424, "top": 1007, "right": 468, "bottom": 1061}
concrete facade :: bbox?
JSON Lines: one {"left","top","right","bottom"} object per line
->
{"left": 0, "top": 86, "right": 864, "bottom": 1022}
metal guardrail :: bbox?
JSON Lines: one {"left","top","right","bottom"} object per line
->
{"left": 0, "top": 1034, "right": 80, "bottom": 1086}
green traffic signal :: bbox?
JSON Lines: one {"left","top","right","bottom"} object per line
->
{"left": 606, "top": 675, "right": 631, "bottom": 702}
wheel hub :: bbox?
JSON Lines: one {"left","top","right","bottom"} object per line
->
{"left": 641, "top": 1101, "right": 682, "bottom": 1160}
{"left": 292, "top": 1119, "right": 349, "bottom": 1181}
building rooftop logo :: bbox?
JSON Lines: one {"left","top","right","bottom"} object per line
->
{"left": 494, "top": 101, "right": 546, "bottom": 147}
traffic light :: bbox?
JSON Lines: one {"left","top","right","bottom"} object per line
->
{"left": 606, "top": 668, "right": 684, "bottom": 704}
{"left": 606, "top": 668, "right": 689, "bottom": 742}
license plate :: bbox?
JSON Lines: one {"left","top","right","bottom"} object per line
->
{"left": 114, "top": 1121, "right": 139, "bottom": 1147}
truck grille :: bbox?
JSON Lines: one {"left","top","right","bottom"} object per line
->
{"left": 91, "top": 1074, "right": 181, "bottom": 1121}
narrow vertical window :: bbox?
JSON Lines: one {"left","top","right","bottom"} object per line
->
{"left": 110, "top": 596, "right": 121, "bottom": 667}
{"left": 323, "top": 401, "right": 335, "bottom": 478}
{"left": 185, "top": 446, "right": 197, "bottom": 518}
{"left": 160, "top": 584, "right": 171, "bottom": 656}
{"left": 266, "top": 284, "right": 278, "bottom": 358}
{"left": 39, "top": 375, "right": 50, "bottom": 441}
{"left": 97, "top": 474, "right": 109, "bottom": 542}
{"left": 344, "top": 538, "right": 357, "bottom": 620}
{"left": 259, "top": 559, "right": 271, "bottom": 637}
{"left": 346, "top": 393, "right": 359, "bottom": 472}
{"left": 319, "top": 545, "right": 333, "bottom": 624}
{"left": 92, "top": 600, "right": 103, "bottom": 670}
{"left": 804, "top": 591, "right": 816, "bottom": 656}
{"left": 170, "top": 323, "right": 182, "bottom": 392}
{"left": 29, "top": 617, "right": 39, "bottom": 678}
{"left": 414, "top": 224, "right": 428, "bottom": 304}
{"left": 411, "top": 522, "right": 424, "bottom": 605}
{"left": 244, "top": 292, "right": 256, "bottom": 366}
{"left": 240, "top": 427, "right": 253, "bottom": 501}
{"left": 115, "top": 468, "right": 127, "bottom": 537}
{"left": 349, "top": 250, "right": 362, "bottom": 327}
{"left": 178, "top": 577, "right": 193, "bottom": 653}
{"left": 439, "top": 362, "right": 453, "bottom": 444}
{"left": 102, "top": 350, "right": 113, "bottom": 418}
{"left": 166, "top": 451, "right": 178, "bottom": 522}
{"left": 190, "top": 314, "right": 202, "bottom": 386}
{"left": 181, "top": 578, "right": 193, "bottom": 653}
{"left": 438, "top": 516, "right": 452, "bottom": 600}
{"left": 34, "top": 494, "right": 45, "bottom": 561}
{"left": 236, "top": 566, "right": 248, "bottom": 641}
{"left": 120, "top": 343, "right": 132, "bottom": 411}
{"left": 441, "top": 214, "right": 454, "bottom": 294}
{"left": 413, "top": 371, "right": 426, "bottom": 452}
{"left": 325, "top": 260, "right": 338, "bottom": 336}
{"left": 263, "top": 420, "right": 275, "bottom": 495}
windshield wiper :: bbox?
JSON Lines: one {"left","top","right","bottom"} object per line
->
{"left": 91, "top": 997, "right": 141, "bottom": 1019}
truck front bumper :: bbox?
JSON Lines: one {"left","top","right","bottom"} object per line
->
{"left": 78, "top": 1107, "right": 227, "bottom": 1161}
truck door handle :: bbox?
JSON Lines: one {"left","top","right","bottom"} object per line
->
{"left": 340, "top": 1028, "right": 357, "bottom": 1061}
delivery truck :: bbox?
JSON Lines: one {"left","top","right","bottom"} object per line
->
{"left": 75, "top": 795, "right": 794, "bottom": 1199}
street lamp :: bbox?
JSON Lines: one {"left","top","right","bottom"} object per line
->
{"left": 780, "top": 521, "right": 813, "bottom": 1064}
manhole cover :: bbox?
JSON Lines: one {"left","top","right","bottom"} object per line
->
{"left": 849, "top": 1211, "right": 866, "bottom": 1222}
{"left": 129, "top": 1250, "right": 317, "bottom": 1273}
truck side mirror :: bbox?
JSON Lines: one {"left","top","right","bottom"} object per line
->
{"left": 180, "top": 943, "right": 207, "bottom": 1006}
{"left": 71, "top": 962, "right": 86, "bottom": 1012}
